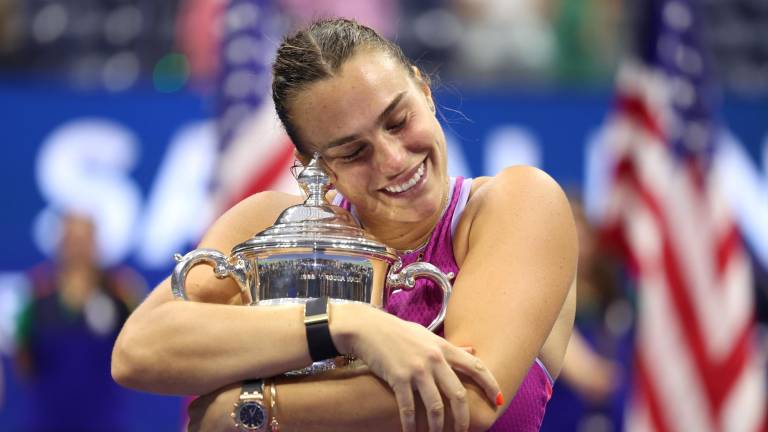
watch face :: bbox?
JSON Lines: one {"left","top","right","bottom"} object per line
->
{"left": 237, "top": 401, "right": 266, "bottom": 430}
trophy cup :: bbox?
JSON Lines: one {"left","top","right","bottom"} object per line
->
{"left": 171, "top": 154, "right": 454, "bottom": 374}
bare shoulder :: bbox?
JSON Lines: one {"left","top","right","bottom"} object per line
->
{"left": 454, "top": 166, "right": 573, "bottom": 263}
{"left": 473, "top": 165, "right": 565, "bottom": 205}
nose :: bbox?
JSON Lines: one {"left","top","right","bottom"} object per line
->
{"left": 373, "top": 134, "right": 409, "bottom": 179}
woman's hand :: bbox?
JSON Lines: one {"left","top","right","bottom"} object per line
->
{"left": 187, "top": 383, "right": 240, "bottom": 432}
{"left": 331, "top": 303, "right": 502, "bottom": 432}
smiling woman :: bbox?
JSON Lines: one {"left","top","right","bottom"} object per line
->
{"left": 288, "top": 51, "right": 450, "bottom": 243}
{"left": 111, "top": 18, "right": 578, "bottom": 432}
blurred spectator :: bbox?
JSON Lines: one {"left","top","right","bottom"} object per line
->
{"left": 395, "top": 1, "right": 462, "bottom": 81}
{"left": 2, "top": 0, "right": 766, "bottom": 92}
{"left": 14, "top": 213, "right": 146, "bottom": 432}
{"left": 702, "top": 0, "right": 768, "bottom": 93}
{"left": 542, "top": 197, "right": 634, "bottom": 432}
{"left": 559, "top": 330, "right": 621, "bottom": 405}
{"left": 552, "top": 0, "right": 623, "bottom": 84}
{"left": 451, "top": 0, "right": 558, "bottom": 82}
{"left": 280, "top": 0, "right": 398, "bottom": 37}
{"left": 175, "top": 0, "right": 399, "bottom": 91}
{"left": 0, "top": 0, "right": 22, "bottom": 56}
{"left": 0, "top": 0, "right": 182, "bottom": 90}
{"left": 754, "top": 256, "right": 768, "bottom": 386}
{"left": 176, "top": 0, "right": 224, "bottom": 85}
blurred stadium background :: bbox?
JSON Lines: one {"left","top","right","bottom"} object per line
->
{"left": 0, "top": 0, "right": 766, "bottom": 430}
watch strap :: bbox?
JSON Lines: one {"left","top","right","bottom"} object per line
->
{"left": 241, "top": 379, "right": 264, "bottom": 398}
{"left": 304, "top": 296, "right": 341, "bottom": 361}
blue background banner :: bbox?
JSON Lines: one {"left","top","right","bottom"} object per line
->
{"left": 1, "top": 80, "right": 765, "bottom": 429}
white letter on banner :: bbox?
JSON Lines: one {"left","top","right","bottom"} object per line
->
{"left": 714, "top": 130, "right": 768, "bottom": 270}
{"left": 34, "top": 118, "right": 142, "bottom": 266}
{"left": 135, "top": 120, "right": 217, "bottom": 269}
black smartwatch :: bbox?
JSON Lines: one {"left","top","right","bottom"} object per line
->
{"left": 304, "top": 296, "right": 342, "bottom": 361}
{"left": 232, "top": 380, "right": 268, "bottom": 431}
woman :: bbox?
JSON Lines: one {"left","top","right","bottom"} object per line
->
{"left": 112, "top": 18, "right": 577, "bottom": 432}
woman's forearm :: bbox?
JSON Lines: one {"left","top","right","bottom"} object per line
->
{"left": 275, "top": 371, "right": 499, "bottom": 432}
{"left": 193, "top": 368, "right": 499, "bottom": 432}
{"left": 112, "top": 299, "right": 312, "bottom": 395}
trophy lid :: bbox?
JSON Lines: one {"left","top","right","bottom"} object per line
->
{"left": 231, "top": 154, "right": 397, "bottom": 262}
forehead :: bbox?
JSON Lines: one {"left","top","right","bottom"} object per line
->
{"left": 290, "top": 51, "right": 414, "bottom": 149}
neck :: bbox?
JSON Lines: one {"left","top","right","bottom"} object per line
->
{"left": 364, "top": 216, "right": 437, "bottom": 251}
{"left": 358, "top": 180, "right": 451, "bottom": 251}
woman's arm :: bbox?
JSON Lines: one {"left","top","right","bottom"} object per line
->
{"left": 112, "top": 286, "right": 313, "bottom": 395}
{"left": 111, "top": 191, "right": 500, "bottom": 426}
{"left": 112, "top": 191, "right": 311, "bottom": 394}
{"left": 189, "top": 369, "right": 500, "bottom": 432}
{"left": 186, "top": 317, "right": 503, "bottom": 432}
{"left": 188, "top": 166, "right": 579, "bottom": 430}
{"left": 446, "top": 166, "right": 577, "bottom": 401}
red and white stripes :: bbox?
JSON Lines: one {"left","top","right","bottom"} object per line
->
{"left": 214, "top": 100, "right": 299, "bottom": 213}
{"left": 604, "top": 63, "right": 766, "bottom": 432}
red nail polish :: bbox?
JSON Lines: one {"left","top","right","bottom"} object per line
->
{"left": 495, "top": 392, "right": 504, "bottom": 407}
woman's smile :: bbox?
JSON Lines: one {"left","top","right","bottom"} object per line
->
{"left": 380, "top": 159, "right": 427, "bottom": 197}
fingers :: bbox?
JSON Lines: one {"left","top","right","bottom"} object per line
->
{"left": 447, "top": 348, "right": 502, "bottom": 406}
{"left": 413, "top": 372, "right": 445, "bottom": 432}
{"left": 395, "top": 360, "right": 472, "bottom": 432}
{"left": 458, "top": 346, "right": 476, "bottom": 355}
{"left": 434, "top": 363, "right": 470, "bottom": 432}
{"left": 392, "top": 381, "right": 417, "bottom": 432}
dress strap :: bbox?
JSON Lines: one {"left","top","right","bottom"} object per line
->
{"left": 450, "top": 178, "right": 473, "bottom": 237}
{"left": 331, "top": 193, "right": 344, "bottom": 207}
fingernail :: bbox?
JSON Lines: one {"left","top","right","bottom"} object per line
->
{"left": 495, "top": 392, "right": 504, "bottom": 407}
{"left": 461, "top": 346, "right": 476, "bottom": 354}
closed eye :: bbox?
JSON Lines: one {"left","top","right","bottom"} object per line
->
{"left": 340, "top": 145, "right": 366, "bottom": 162}
{"left": 386, "top": 114, "right": 408, "bottom": 132}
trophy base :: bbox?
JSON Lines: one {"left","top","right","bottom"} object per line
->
{"left": 284, "top": 355, "right": 363, "bottom": 376}
{"left": 256, "top": 298, "right": 379, "bottom": 307}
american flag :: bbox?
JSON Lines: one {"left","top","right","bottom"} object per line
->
{"left": 214, "top": 0, "right": 298, "bottom": 213}
{"left": 599, "top": 0, "right": 767, "bottom": 430}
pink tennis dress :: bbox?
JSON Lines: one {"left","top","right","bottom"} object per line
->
{"left": 334, "top": 177, "right": 554, "bottom": 431}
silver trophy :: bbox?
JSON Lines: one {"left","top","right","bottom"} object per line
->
{"left": 171, "top": 154, "right": 453, "bottom": 373}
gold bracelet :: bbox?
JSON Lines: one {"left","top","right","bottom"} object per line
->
{"left": 269, "top": 379, "right": 280, "bottom": 432}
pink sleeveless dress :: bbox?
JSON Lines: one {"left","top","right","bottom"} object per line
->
{"left": 334, "top": 177, "right": 554, "bottom": 431}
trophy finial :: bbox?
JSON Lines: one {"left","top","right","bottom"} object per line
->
{"left": 297, "top": 152, "right": 331, "bottom": 205}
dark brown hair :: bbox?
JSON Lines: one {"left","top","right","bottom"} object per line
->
{"left": 271, "top": 18, "right": 425, "bottom": 151}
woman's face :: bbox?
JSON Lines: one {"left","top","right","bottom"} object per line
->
{"left": 290, "top": 50, "right": 449, "bottom": 224}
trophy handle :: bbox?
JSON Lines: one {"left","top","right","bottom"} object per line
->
{"left": 387, "top": 261, "right": 454, "bottom": 332}
{"left": 171, "top": 249, "right": 252, "bottom": 301}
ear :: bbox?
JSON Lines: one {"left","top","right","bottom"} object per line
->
{"left": 411, "top": 66, "right": 435, "bottom": 113}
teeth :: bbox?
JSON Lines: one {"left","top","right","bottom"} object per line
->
{"left": 385, "top": 163, "right": 424, "bottom": 193}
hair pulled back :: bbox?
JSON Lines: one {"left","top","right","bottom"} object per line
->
{"left": 272, "top": 18, "right": 423, "bottom": 151}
